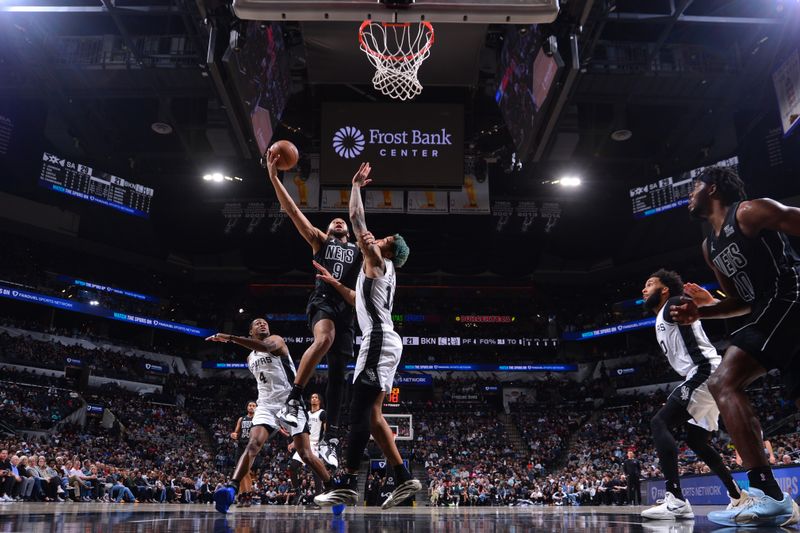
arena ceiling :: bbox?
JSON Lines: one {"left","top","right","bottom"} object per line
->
{"left": 0, "top": 0, "right": 798, "bottom": 279}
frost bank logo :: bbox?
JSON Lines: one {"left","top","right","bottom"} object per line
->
{"left": 332, "top": 126, "right": 365, "bottom": 159}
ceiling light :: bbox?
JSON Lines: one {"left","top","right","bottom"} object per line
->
{"left": 151, "top": 122, "right": 173, "bottom": 135}
{"left": 89, "top": 300, "right": 100, "bottom": 306}
{"left": 611, "top": 129, "right": 633, "bottom": 142}
{"left": 239, "top": 308, "right": 245, "bottom": 314}
{"left": 212, "top": 173, "right": 224, "bottom": 182}
{"left": 556, "top": 176, "right": 582, "bottom": 187}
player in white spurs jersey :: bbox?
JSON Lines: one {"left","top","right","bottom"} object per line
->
{"left": 288, "top": 392, "right": 328, "bottom": 508}
{"left": 640, "top": 270, "right": 745, "bottom": 521}
{"left": 312, "top": 162, "right": 421, "bottom": 510}
{"left": 204, "top": 318, "right": 347, "bottom": 514}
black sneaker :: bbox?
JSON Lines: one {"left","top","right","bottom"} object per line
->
{"left": 381, "top": 479, "right": 422, "bottom": 510}
{"left": 278, "top": 398, "right": 304, "bottom": 428}
{"left": 314, "top": 479, "right": 358, "bottom": 507}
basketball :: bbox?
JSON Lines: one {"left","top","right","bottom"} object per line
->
{"left": 269, "top": 140, "right": 299, "bottom": 171}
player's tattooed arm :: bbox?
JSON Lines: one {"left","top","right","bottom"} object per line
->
{"left": 349, "top": 162, "right": 372, "bottom": 238}
{"left": 205, "top": 333, "right": 289, "bottom": 357}
{"left": 349, "top": 163, "right": 383, "bottom": 273}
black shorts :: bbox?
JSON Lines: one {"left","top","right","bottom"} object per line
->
{"left": 307, "top": 294, "right": 355, "bottom": 359}
{"left": 730, "top": 298, "right": 800, "bottom": 400}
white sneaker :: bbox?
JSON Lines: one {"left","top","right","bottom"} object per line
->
{"left": 783, "top": 499, "right": 800, "bottom": 527}
{"left": 641, "top": 492, "right": 695, "bottom": 520}
{"left": 726, "top": 489, "right": 750, "bottom": 510}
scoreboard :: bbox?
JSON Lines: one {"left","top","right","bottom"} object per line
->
{"left": 39, "top": 152, "right": 154, "bottom": 218}
{"left": 630, "top": 156, "right": 738, "bottom": 218}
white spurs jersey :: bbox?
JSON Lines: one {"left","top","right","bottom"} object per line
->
{"left": 247, "top": 348, "right": 296, "bottom": 409}
{"left": 308, "top": 408, "right": 325, "bottom": 448}
{"left": 355, "top": 258, "right": 396, "bottom": 334}
{"left": 656, "top": 297, "right": 721, "bottom": 378}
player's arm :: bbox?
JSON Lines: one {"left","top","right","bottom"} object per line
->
{"left": 765, "top": 440, "right": 776, "bottom": 464}
{"left": 670, "top": 239, "right": 751, "bottom": 324}
{"left": 319, "top": 410, "right": 327, "bottom": 437}
{"left": 231, "top": 417, "right": 242, "bottom": 440}
{"left": 737, "top": 198, "right": 800, "bottom": 238}
{"left": 264, "top": 149, "right": 327, "bottom": 252}
{"left": 205, "top": 333, "right": 289, "bottom": 357}
{"left": 349, "top": 163, "right": 384, "bottom": 276}
{"left": 312, "top": 260, "right": 355, "bottom": 306}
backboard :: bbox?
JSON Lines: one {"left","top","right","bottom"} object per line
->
{"left": 232, "top": 0, "right": 560, "bottom": 24}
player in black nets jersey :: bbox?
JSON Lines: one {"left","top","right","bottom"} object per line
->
{"left": 671, "top": 166, "right": 800, "bottom": 527}
{"left": 264, "top": 148, "right": 362, "bottom": 467}
{"left": 231, "top": 401, "right": 256, "bottom": 507}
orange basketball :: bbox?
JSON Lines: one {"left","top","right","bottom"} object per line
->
{"left": 269, "top": 140, "right": 299, "bottom": 171}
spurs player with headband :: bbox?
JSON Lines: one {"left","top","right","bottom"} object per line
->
{"left": 264, "top": 148, "right": 361, "bottom": 468}
{"left": 230, "top": 400, "right": 257, "bottom": 507}
{"left": 671, "top": 166, "right": 800, "bottom": 527}
{"left": 640, "top": 269, "right": 744, "bottom": 521}
{"left": 205, "top": 318, "right": 349, "bottom": 514}
{"left": 313, "top": 162, "right": 420, "bottom": 510}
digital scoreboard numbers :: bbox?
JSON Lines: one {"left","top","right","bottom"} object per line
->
{"left": 630, "top": 156, "right": 738, "bottom": 219}
{"left": 39, "top": 152, "right": 154, "bottom": 218}
{"left": 630, "top": 176, "right": 694, "bottom": 218}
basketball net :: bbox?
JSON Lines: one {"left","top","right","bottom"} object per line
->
{"left": 358, "top": 20, "right": 434, "bottom": 101}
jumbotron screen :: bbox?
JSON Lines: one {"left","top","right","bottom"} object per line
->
{"left": 39, "top": 152, "right": 154, "bottom": 218}
{"left": 630, "top": 156, "right": 739, "bottom": 218}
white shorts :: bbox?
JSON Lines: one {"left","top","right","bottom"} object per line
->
{"left": 669, "top": 371, "right": 720, "bottom": 432}
{"left": 252, "top": 403, "right": 309, "bottom": 438}
{"left": 353, "top": 328, "right": 402, "bottom": 394}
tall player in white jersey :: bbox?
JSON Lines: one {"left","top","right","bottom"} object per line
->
{"left": 313, "top": 162, "right": 421, "bottom": 510}
{"left": 205, "top": 318, "right": 346, "bottom": 514}
{"left": 640, "top": 270, "right": 745, "bottom": 520}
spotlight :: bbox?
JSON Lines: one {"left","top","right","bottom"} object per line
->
{"left": 203, "top": 174, "right": 213, "bottom": 181}
{"left": 212, "top": 173, "right": 224, "bottom": 182}
{"left": 89, "top": 300, "right": 100, "bottom": 306}
{"left": 554, "top": 176, "right": 581, "bottom": 187}
{"left": 239, "top": 308, "right": 245, "bottom": 314}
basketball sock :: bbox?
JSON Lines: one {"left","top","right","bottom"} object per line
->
{"left": 686, "top": 425, "right": 740, "bottom": 499}
{"left": 325, "top": 424, "right": 340, "bottom": 443}
{"left": 288, "top": 384, "right": 304, "bottom": 402}
{"left": 747, "top": 467, "right": 783, "bottom": 500}
{"left": 344, "top": 473, "right": 359, "bottom": 491}
{"left": 665, "top": 480, "right": 683, "bottom": 500}
{"left": 393, "top": 464, "right": 411, "bottom": 484}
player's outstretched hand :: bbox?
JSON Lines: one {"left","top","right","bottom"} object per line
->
{"left": 684, "top": 283, "right": 716, "bottom": 306}
{"left": 313, "top": 260, "right": 338, "bottom": 286}
{"left": 669, "top": 298, "right": 700, "bottom": 325}
{"left": 352, "top": 162, "right": 372, "bottom": 188}
{"left": 206, "top": 333, "right": 231, "bottom": 343}
{"left": 230, "top": 432, "right": 238, "bottom": 440}
{"left": 262, "top": 148, "right": 281, "bottom": 178}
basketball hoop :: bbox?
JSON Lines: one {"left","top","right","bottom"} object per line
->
{"left": 358, "top": 20, "right": 434, "bottom": 101}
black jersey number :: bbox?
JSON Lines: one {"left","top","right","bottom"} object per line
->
{"left": 385, "top": 285, "right": 394, "bottom": 311}
{"left": 332, "top": 262, "right": 344, "bottom": 280}
{"left": 659, "top": 340, "right": 669, "bottom": 356}
{"left": 258, "top": 372, "right": 268, "bottom": 384}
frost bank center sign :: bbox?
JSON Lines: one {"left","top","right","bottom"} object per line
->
{"left": 321, "top": 103, "right": 464, "bottom": 188}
